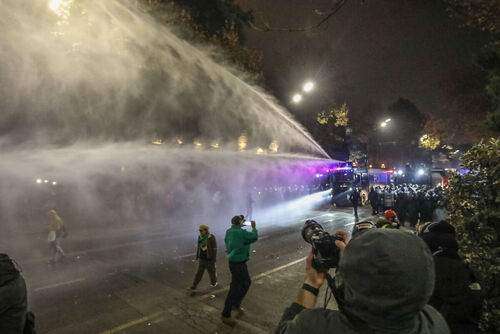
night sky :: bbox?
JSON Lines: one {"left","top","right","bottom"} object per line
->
{"left": 237, "top": 0, "right": 489, "bottom": 130}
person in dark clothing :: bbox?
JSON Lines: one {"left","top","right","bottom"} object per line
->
{"left": 276, "top": 229, "right": 449, "bottom": 334}
{"left": 407, "top": 191, "right": 420, "bottom": 227}
{"left": 349, "top": 189, "right": 361, "bottom": 218}
{"left": 394, "top": 191, "right": 408, "bottom": 225}
{"left": 221, "top": 215, "right": 258, "bottom": 326}
{"left": 189, "top": 224, "right": 218, "bottom": 290}
{"left": 0, "top": 254, "right": 27, "bottom": 334}
{"left": 368, "top": 187, "right": 378, "bottom": 215}
{"left": 419, "top": 221, "right": 483, "bottom": 334}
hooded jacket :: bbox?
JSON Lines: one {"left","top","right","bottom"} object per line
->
{"left": 0, "top": 254, "right": 27, "bottom": 334}
{"left": 276, "top": 229, "right": 449, "bottom": 334}
{"left": 420, "top": 224, "right": 482, "bottom": 333}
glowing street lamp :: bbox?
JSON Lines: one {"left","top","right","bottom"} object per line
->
{"left": 303, "top": 82, "right": 314, "bottom": 93}
{"left": 380, "top": 118, "right": 391, "bottom": 128}
{"left": 292, "top": 94, "right": 303, "bottom": 103}
{"left": 238, "top": 133, "right": 248, "bottom": 152}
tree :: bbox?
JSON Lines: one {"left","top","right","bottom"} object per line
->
{"left": 444, "top": 0, "right": 500, "bottom": 132}
{"left": 423, "top": 67, "right": 495, "bottom": 145}
{"left": 419, "top": 134, "right": 440, "bottom": 150}
{"left": 140, "top": 0, "right": 262, "bottom": 77}
{"left": 478, "top": 41, "right": 500, "bottom": 132}
{"left": 316, "top": 103, "right": 349, "bottom": 127}
{"left": 387, "top": 98, "right": 426, "bottom": 142}
{"left": 446, "top": 138, "right": 500, "bottom": 332}
{"left": 299, "top": 103, "right": 351, "bottom": 160}
{"left": 444, "top": 0, "right": 500, "bottom": 34}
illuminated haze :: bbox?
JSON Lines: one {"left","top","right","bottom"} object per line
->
{"left": 0, "top": 0, "right": 333, "bottom": 252}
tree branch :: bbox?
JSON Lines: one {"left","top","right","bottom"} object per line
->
{"left": 248, "top": 0, "right": 349, "bottom": 32}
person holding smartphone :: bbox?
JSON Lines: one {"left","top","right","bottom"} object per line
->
{"left": 221, "top": 215, "right": 258, "bottom": 326}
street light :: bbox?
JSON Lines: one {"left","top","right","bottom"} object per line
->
{"left": 380, "top": 118, "right": 391, "bottom": 128}
{"left": 303, "top": 82, "right": 314, "bottom": 93}
{"left": 292, "top": 94, "right": 303, "bottom": 103}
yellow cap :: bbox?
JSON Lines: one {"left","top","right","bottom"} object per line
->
{"left": 199, "top": 224, "right": 209, "bottom": 231}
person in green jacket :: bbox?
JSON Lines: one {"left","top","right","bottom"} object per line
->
{"left": 221, "top": 215, "right": 258, "bottom": 326}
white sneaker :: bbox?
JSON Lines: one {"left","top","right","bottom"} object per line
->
{"left": 210, "top": 282, "right": 218, "bottom": 288}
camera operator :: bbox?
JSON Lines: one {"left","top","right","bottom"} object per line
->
{"left": 275, "top": 229, "right": 450, "bottom": 334}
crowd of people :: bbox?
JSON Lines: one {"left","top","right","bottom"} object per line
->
{"left": 367, "top": 184, "right": 446, "bottom": 226}
{"left": 277, "top": 217, "right": 483, "bottom": 334}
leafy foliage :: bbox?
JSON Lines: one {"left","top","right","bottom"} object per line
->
{"left": 478, "top": 41, "right": 500, "bottom": 132}
{"left": 419, "top": 134, "right": 440, "bottom": 150}
{"left": 445, "top": 0, "right": 500, "bottom": 34}
{"left": 446, "top": 138, "right": 500, "bottom": 332}
{"left": 139, "top": 0, "right": 262, "bottom": 77}
{"left": 316, "top": 103, "right": 349, "bottom": 127}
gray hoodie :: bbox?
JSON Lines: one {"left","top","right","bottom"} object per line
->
{"left": 0, "top": 254, "right": 27, "bottom": 334}
{"left": 276, "top": 229, "right": 450, "bottom": 334}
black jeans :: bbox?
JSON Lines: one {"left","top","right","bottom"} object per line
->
{"left": 222, "top": 261, "right": 251, "bottom": 317}
{"left": 371, "top": 203, "right": 377, "bottom": 215}
{"left": 352, "top": 204, "right": 358, "bottom": 217}
{"left": 192, "top": 259, "right": 217, "bottom": 287}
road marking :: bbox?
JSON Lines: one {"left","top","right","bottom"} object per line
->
{"left": 173, "top": 252, "right": 196, "bottom": 259}
{"left": 34, "top": 278, "right": 86, "bottom": 292}
{"left": 98, "top": 311, "right": 163, "bottom": 334}
{"left": 97, "top": 256, "right": 306, "bottom": 333}
{"left": 197, "top": 256, "right": 307, "bottom": 300}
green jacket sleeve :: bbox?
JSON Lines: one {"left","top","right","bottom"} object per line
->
{"left": 244, "top": 228, "right": 258, "bottom": 244}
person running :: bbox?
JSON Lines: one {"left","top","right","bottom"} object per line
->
{"left": 47, "top": 210, "right": 66, "bottom": 264}
{"left": 189, "top": 225, "right": 218, "bottom": 290}
{"left": 221, "top": 215, "right": 258, "bottom": 326}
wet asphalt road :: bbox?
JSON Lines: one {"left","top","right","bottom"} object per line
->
{"left": 14, "top": 206, "right": 371, "bottom": 334}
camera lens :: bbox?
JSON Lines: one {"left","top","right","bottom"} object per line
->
{"left": 301, "top": 219, "right": 324, "bottom": 244}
